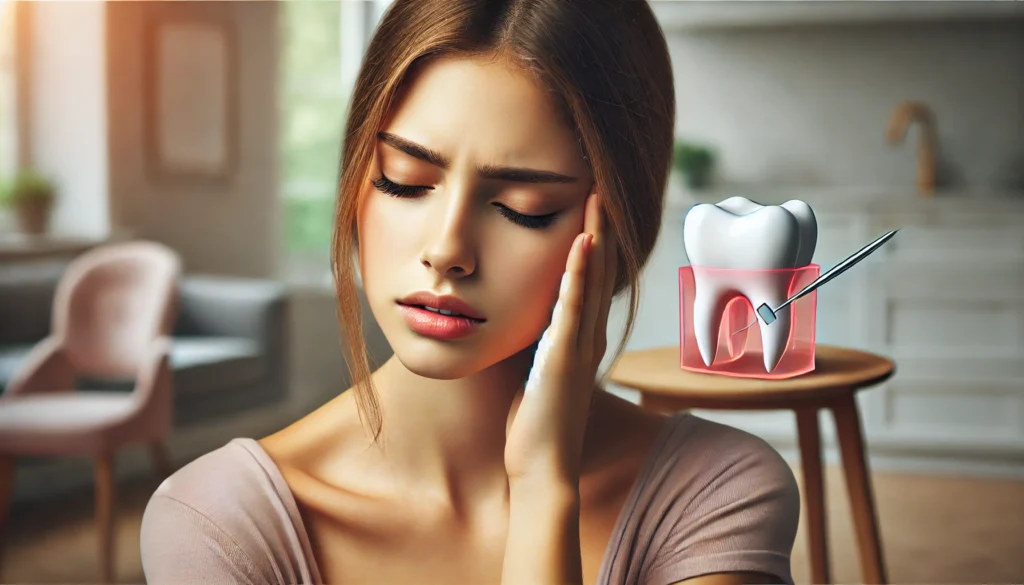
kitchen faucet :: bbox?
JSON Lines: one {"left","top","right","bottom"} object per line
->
{"left": 886, "top": 100, "right": 937, "bottom": 197}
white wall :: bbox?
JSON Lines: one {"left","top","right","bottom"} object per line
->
{"left": 668, "top": 20, "right": 1024, "bottom": 193}
{"left": 106, "top": 1, "right": 280, "bottom": 278}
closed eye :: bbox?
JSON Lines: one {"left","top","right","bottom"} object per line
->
{"left": 371, "top": 173, "right": 432, "bottom": 197}
{"left": 493, "top": 204, "right": 559, "bottom": 229}
{"left": 371, "top": 174, "right": 560, "bottom": 230}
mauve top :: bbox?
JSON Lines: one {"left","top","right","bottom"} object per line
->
{"left": 139, "top": 412, "right": 800, "bottom": 585}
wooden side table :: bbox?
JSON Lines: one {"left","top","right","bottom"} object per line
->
{"left": 610, "top": 345, "right": 895, "bottom": 584}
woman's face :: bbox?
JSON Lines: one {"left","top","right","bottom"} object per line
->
{"left": 357, "top": 55, "right": 594, "bottom": 380}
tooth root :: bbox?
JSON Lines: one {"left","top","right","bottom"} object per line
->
{"left": 692, "top": 278, "right": 735, "bottom": 367}
{"left": 759, "top": 308, "right": 791, "bottom": 372}
{"left": 744, "top": 274, "right": 795, "bottom": 373}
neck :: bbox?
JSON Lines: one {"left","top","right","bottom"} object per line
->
{"left": 367, "top": 347, "right": 535, "bottom": 510}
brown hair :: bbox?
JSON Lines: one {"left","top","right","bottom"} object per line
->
{"left": 332, "top": 0, "right": 675, "bottom": 439}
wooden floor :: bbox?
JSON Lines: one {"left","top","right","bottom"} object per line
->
{"left": 1, "top": 464, "right": 1022, "bottom": 584}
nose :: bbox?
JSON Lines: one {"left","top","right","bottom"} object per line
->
{"left": 420, "top": 190, "right": 477, "bottom": 278}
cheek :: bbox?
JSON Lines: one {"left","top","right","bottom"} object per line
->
{"left": 357, "top": 191, "right": 417, "bottom": 285}
{"left": 483, "top": 203, "right": 586, "bottom": 335}
{"left": 486, "top": 234, "right": 574, "bottom": 328}
{"left": 357, "top": 192, "right": 404, "bottom": 312}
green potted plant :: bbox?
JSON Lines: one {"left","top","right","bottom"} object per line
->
{"left": 672, "top": 140, "right": 716, "bottom": 191}
{"left": 0, "top": 170, "right": 58, "bottom": 235}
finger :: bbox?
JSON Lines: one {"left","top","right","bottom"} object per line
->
{"left": 550, "top": 231, "right": 591, "bottom": 353}
{"left": 595, "top": 201, "right": 618, "bottom": 354}
{"left": 525, "top": 234, "right": 588, "bottom": 395}
{"left": 578, "top": 194, "right": 605, "bottom": 360}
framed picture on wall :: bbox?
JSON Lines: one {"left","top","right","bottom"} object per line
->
{"left": 144, "top": 18, "right": 238, "bottom": 182}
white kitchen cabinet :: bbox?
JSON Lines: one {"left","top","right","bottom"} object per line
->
{"left": 863, "top": 211, "right": 1024, "bottom": 461}
{"left": 619, "top": 196, "right": 1024, "bottom": 476}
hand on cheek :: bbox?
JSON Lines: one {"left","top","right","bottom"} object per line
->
{"left": 507, "top": 193, "right": 618, "bottom": 484}
{"left": 525, "top": 271, "right": 572, "bottom": 395}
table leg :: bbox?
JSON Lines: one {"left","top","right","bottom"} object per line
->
{"left": 0, "top": 456, "right": 14, "bottom": 580}
{"left": 831, "top": 394, "right": 887, "bottom": 584}
{"left": 795, "top": 407, "right": 830, "bottom": 584}
{"left": 95, "top": 452, "right": 116, "bottom": 584}
{"left": 148, "top": 441, "right": 175, "bottom": 479}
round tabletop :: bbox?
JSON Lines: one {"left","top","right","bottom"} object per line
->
{"left": 609, "top": 345, "right": 895, "bottom": 408}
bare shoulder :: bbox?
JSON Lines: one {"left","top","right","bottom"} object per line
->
{"left": 259, "top": 389, "right": 366, "bottom": 476}
{"left": 257, "top": 388, "right": 384, "bottom": 519}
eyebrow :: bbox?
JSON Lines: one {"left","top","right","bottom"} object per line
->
{"left": 377, "top": 132, "right": 579, "bottom": 184}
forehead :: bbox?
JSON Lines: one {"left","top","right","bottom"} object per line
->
{"left": 383, "top": 55, "right": 584, "bottom": 170}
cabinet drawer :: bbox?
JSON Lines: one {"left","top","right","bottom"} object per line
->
{"left": 885, "top": 299, "right": 1023, "bottom": 356}
{"left": 880, "top": 260, "right": 1024, "bottom": 302}
{"left": 882, "top": 378, "right": 1023, "bottom": 440}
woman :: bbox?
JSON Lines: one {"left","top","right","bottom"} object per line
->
{"left": 140, "top": 1, "right": 800, "bottom": 584}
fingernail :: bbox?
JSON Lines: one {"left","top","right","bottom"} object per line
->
{"left": 586, "top": 233, "right": 595, "bottom": 250}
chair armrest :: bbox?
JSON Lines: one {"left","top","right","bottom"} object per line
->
{"left": 2, "top": 336, "right": 74, "bottom": 398}
{"left": 101, "top": 337, "right": 173, "bottom": 444}
{"left": 124, "top": 336, "right": 174, "bottom": 436}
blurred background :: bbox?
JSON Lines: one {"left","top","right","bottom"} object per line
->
{"left": 0, "top": 1, "right": 1021, "bottom": 583}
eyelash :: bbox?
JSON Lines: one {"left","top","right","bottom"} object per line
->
{"left": 370, "top": 174, "right": 559, "bottom": 230}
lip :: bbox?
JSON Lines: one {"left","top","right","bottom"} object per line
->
{"left": 397, "top": 305, "right": 483, "bottom": 340}
{"left": 396, "top": 291, "right": 486, "bottom": 321}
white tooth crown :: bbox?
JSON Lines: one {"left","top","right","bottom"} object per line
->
{"left": 682, "top": 197, "right": 819, "bottom": 375}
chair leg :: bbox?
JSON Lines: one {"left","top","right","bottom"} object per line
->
{"left": 831, "top": 394, "right": 888, "bottom": 584}
{"left": 94, "top": 452, "right": 116, "bottom": 584}
{"left": 795, "top": 407, "right": 830, "bottom": 584}
{"left": 148, "top": 441, "right": 174, "bottom": 479}
{"left": 0, "top": 456, "right": 14, "bottom": 580}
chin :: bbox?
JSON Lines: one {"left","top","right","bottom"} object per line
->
{"left": 387, "top": 327, "right": 537, "bottom": 381}
{"left": 390, "top": 337, "right": 490, "bottom": 380}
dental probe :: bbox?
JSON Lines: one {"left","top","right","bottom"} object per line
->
{"left": 730, "top": 229, "right": 900, "bottom": 336}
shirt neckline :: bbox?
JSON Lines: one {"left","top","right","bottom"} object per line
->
{"left": 232, "top": 411, "right": 691, "bottom": 584}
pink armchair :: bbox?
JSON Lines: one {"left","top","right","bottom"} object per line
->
{"left": 0, "top": 240, "right": 181, "bottom": 584}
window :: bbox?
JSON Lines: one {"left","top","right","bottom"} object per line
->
{"left": 0, "top": 0, "right": 17, "bottom": 177}
{"left": 279, "top": 0, "right": 344, "bottom": 280}
{"left": 278, "top": 0, "right": 393, "bottom": 284}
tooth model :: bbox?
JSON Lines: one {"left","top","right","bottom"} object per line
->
{"left": 683, "top": 196, "right": 818, "bottom": 373}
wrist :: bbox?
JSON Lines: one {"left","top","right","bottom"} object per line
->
{"left": 502, "top": 476, "right": 583, "bottom": 585}
{"left": 509, "top": 475, "right": 580, "bottom": 509}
